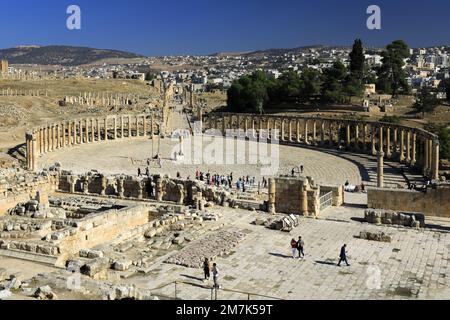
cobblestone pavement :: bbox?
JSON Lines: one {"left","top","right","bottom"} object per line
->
{"left": 123, "top": 198, "right": 450, "bottom": 300}
{"left": 37, "top": 137, "right": 410, "bottom": 188}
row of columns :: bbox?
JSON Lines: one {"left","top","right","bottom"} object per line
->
{"left": 26, "top": 114, "right": 157, "bottom": 171}
{"left": 204, "top": 114, "right": 440, "bottom": 181}
{"left": 1, "top": 89, "right": 48, "bottom": 97}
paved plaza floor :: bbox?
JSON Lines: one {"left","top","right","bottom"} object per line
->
{"left": 37, "top": 137, "right": 412, "bottom": 188}
{"left": 122, "top": 194, "right": 450, "bottom": 300}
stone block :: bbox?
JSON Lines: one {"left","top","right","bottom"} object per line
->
{"left": 113, "top": 259, "right": 133, "bottom": 271}
{"left": 80, "top": 258, "right": 110, "bottom": 277}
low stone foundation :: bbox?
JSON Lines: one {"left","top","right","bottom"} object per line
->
{"left": 367, "top": 184, "right": 450, "bottom": 218}
{"left": 364, "top": 209, "right": 425, "bottom": 229}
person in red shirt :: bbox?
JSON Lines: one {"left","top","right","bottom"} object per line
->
{"left": 290, "top": 239, "right": 298, "bottom": 259}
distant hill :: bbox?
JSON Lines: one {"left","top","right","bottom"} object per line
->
{"left": 0, "top": 45, "right": 143, "bottom": 66}
{"left": 211, "top": 45, "right": 354, "bottom": 58}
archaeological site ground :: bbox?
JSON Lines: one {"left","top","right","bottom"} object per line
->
{"left": 0, "top": 1, "right": 450, "bottom": 307}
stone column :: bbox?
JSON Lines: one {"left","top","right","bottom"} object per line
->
{"left": 268, "top": 178, "right": 276, "bottom": 214}
{"left": 259, "top": 117, "right": 263, "bottom": 139}
{"left": 288, "top": 119, "right": 293, "bottom": 142}
{"left": 411, "top": 132, "right": 417, "bottom": 166}
{"left": 428, "top": 139, "right": 433, "bottom": 177}
{"left": 128, "top": 116, "right": 132, "bottom": 138}
{"left": 136, "top": 116, "right": 140, "bottom": 137}
{"left": 222, "top": 116, "right": 226, "bottom": 136}
{"left": 84, "top": 119, "right": 88, "bottom": 143}
{"left": 346, "top": 124, "right": 351, "bottom": 148}
{"left": 101, "top": 176, "right": 107, "bottom": 196}
{"left": 328, "top": 122, "right": 333, "bottom": 147}
{"left": 399, "top": 130, "right": 405, "bottom": 163}
{"left": 423, "top": 138, "right": 430, "bottom": 175}
{"left": 105, "top": 118, "right": 109, "bottom": 141}
{"left": 362, "top": 124, "right": 367, "bottom": 152}
{"left": 312, "top": 121, "right": 317, "bottom": 144}
{"left": 379, "top": 126, "right": 384, "bottom": 153}
{"left": 431, "top": 140, "right": 440, "bottom": 180}
{"left": 73, "top": 121, "right": 78, "bottom": 145}
{"left": 393, "top": 128, "right": 398, "bottom": 154}
{"left": 371, "top": 126, "right": 377, "bottom": 155}
{"left": 377, "top": 151, "right": 385, "bottom": 188}
{"left": 304, "top": 120, "right": 309, "bottom": 144}
{"left": 97, "top": 118, "right": 101, "bottom": 141}
{"left": 143, "top": 115, "right": 147, "bottom": 137}
{"left": 355, "top": 125, "right": 360, "bottom": 150}
{"left": 301, "top": 188, "right": 308, "bottom": 216}
{"left": 26, "top": 134, "right": 32, "bottom": 171}
{"left": 50, "top": 125, "right": 54, "bottom": 151}
{"left": 80, "top": 120, "right": 84, "bottom": 144}
{"left": 118, "top": 178, "right": 124, "bottom": 199}
{"left": 406, "top": 131, "right": 411, "bottom": 164}
{"left": 156, "top": 177, "right": 163, "bottom": 202}
{"left": 281, "top": 119, "right": 286, "bottom": 142}
{"left": 39, "top": 128, "right": 43, "bottom": 154}
{"left": 320, "top": 121, "right": 325, "bottom": 146}
{"left": 90, "top": 119, "right": 94, "bottom": 143}
{"left": 337, "top": 123, "right": 342, "bottom": 149}
{"left": 68, "top": 122, "right": 72, "bottom": 146}
{"left": 273, "top": 119, "right": 279, "bottom": 141}
{"left": 120, "top": 116, "right": 124, "bottom": 139}
{"left": 386, "top": 127, "right": 392, "bottom": 158}
{"left": 296, "top": 119, "right": 301, "bottom": 143}
{"left": 31, "top": 134, "right": 37, "bottom": 171}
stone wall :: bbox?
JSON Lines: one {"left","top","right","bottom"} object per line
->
{"left": 320, "top": 185, "right": 345, "bottom": 206}
{"left": 0, "top": 173, "right": 58, "bottom": 215}
{"left": 273, "top": 176, "right": 320, "bottom": 216}
{"left": 367, "top": 184, "right": 450, "bottom": 218}
{"left": 55, "top": 205, "right": 151, "bottom": 259}
{"left": 57, "top": 172, "right": 230, "bottom": 209}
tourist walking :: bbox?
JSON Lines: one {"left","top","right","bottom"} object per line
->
{"left": 338, "top": 244, "right": 350, "bottom": 267}
{"left": 203, "top": 258, "right": 211, "bottom": 282}
{"left": 290, "top": 239, "right": 298, "bottom": 259}
{"left": 212, "top": 263, "right": 220, "bottom": 289}
{"left": 137, "top": 168, "right": 142, "bottom": 177}
{"left": 297, "top": 237, "right": 305, "bottom": 259}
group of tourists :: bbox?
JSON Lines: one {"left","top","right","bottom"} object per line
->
{"left": 203, "top": 258, "right": 220, "bottom": 289}
{"left": 197, "top": 171, "right": 234, "bottom": 188}
{"left": 289, "top": 238, "right": 350, "bottom": 266}
{"left": 290, "top": 237, "right": 305, "bottom": 260}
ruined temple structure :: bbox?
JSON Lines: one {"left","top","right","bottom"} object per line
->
{"left": 202, "top": 113, "right": 441, "bottom": 182}
{"left": 61, "top": 92, "right": 140, "bottom": 108}
{"left": 267, "top": 176, "right": 343, "bottom": 218}
{"left": 0, "top": 88, "right": 48, "bottom": 97}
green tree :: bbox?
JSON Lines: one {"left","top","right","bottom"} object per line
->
{"left": 227, "top": 71, "right": 270, "bottom": 113}
{"left": 377, "top": 40, "right": 411, "bottom": 96}
{"left": 345, "top": 39, "right": 366, "bottom": 97}
{"left": 379, "top": 115, "right": 401, "bottom": 124}
{"left": 145, "top": 72, "right": 156, "bottom": 81}
{"left": 321, "top": 61, "right": 348, "bottom": 103}
{"left": 413, "top": 87, "right": 440, "bottom": 117}
{"left": 349, "top": 39, "right": 365, "bottom": 80}
{"left": 444, "top": 78, "right": 450, "bottom": 103}
{"left": 276, "top": 71, "right": 304, "bottom": 102}
{"left": 300, "top": 67, "right": 321, "bottom": 102}
{"left": 425, "top": 123, "right": 450, "bottom": 161}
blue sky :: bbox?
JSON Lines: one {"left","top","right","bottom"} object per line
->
{"left": 1, "top": 0, "right": 449, "bottom": 56}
